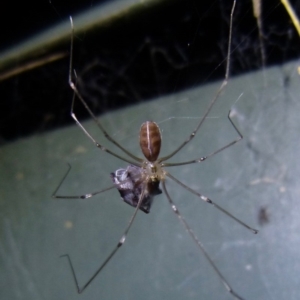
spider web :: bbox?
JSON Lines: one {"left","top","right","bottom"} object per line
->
{"left": 1, "top": 0, "right": 300, "bottom": 144}
{"left": 1, "top": 1, "right": 300, "bottom": 300}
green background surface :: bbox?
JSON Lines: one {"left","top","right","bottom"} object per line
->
{"left": 1, "top": 59, "right": 299, "bottom": 300}
{"left": 1, "top": 0, "right": 300, "bottom": 299}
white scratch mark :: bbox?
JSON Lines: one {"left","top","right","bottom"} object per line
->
{"left": 176, "top": 269, "right": 200, "bottom": 290}
{"left": 220, "top": 239, "right": 257, "bottom": 252}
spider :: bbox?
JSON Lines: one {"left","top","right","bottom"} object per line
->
{"left": 53, "top": 1, "right": 258, "bottom": 299}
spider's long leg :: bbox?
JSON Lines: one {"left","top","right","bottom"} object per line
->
{"left": 69, "top": 89, "right": 140, "bottom": 166}
{"left": 159, "top": 0, "right": 236, "bottom": 163}
{"left": 68, "top": 17, "right": 143, "bottom": 164}
{"left": 162, "top": 181, "right": 245, "bottom": 300}
{"left": 52, "top": 164, "right": 115, "bottom": 199}
{"left": 163, "top": 110, "right": 242, "bottom": 167}
{"left": 61, "top": 183, "right": 146, "bottom": 294}
{"left": 166, "top": 172, "right": 258, "bottom": 234}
